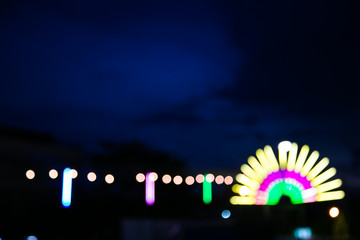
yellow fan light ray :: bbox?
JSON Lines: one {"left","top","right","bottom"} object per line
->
{"left": 241, "top": 164, "right": 262, "bottom": 183}
{"left": 294, "top": 145, "right": 310, "bottom": 173}
{"left": 235, "top": 173, "right": 260, "bottom": 190}
{"left": 316, "top": 179, "right": 342, "bottom": 194}
{"left": 278, "top": 149, "right": 288, "bottom": 170}
{"left": 230, "top": 196, "right": 255, "bottom": 205}
{"left": 311, "top": 167, "right": 336, "bottom": 187}
{"left": 307, "top": 158, "right": 329, "bottom": 181}
{"left": 300, "top": 150, "right": 319, "bottom": 176}
{"left": 248, "top": 156, "right": 267, "bottom": 179}
{"left": 264, "top": 145, "right": 279, "bottom": 172}
{"left": 287, "top": 143, "right": 298, "bottom": 171}
{"left": 232, "top": 184, "right": 241, "bottom": 193}
{"left": 232, "top": 184, "right": 257, "bottom": 196}
{"left": 255, "top": 149, "right": 272, "bottom": 174}
{"left": 231, "top": 141, "right": 345, "bottom": 205}
{"left": 317, "top": 191, "right": 345, "bottom": 202}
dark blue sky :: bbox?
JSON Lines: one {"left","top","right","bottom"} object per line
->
{"left": 1, "top": 0, "right": 359, "bottom": 169}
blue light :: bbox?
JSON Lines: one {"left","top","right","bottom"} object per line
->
{"left": 62, "top": 168, "right": 72, "bottom": 208}
{"left": 221, "top": 210, "right": 231, "bottom": 219}
{"left": 294, "top": 227, "right": 312, "bottom": 240}
{"left": 26, "top": 236, "right": 38, "bottom": 240}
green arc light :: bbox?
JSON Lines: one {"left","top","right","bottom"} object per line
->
{"left": 267, "top": 181, "right": 303, "bottom": 205}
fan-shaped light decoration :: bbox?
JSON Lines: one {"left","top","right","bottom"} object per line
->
{"left": 230, "top": 141, "right": 345, "bottom": 205}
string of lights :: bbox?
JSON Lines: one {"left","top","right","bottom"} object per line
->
{"left": 23, "top": 141, "right": 345, "bottom": 209}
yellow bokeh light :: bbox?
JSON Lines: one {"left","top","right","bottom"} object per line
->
{"left": 300, "top": 150, "right": 319, "bottom": 176}
{"left": 307, "top": 158, "right": 329, "bottom": 181}
{"left": 236, "top": 173, "right": 260, "bottom": 190}
{"left": 232, "top": 184, "right": 241, "bottom": 194}
{"left": 278, "top": 141, "right": 292, "bottom": 170}
{"left": 311, "top": 167, "right": 336, "bottom": 187}
{"left": 317, "top": 190, "right": 345, "bottom": 202}
{"left": 241, "top": 164, "right": 262, "bottom": 183}
{"left": 136, "top": 173, "right": 145, "bottom": 183}
{"left": 49, "top": 169, "right": 58, "bottom": 179}
{"left": 294, "top": 145, "right": 310, "bottom": 173}
{"left": 196, "top": 174, "right": 204, "bottom": 183}
{"left": 230, "top": 196, "right": 255, "bottom": 205}
{"left": 316, "top": 179, "right": 342, "bottom": 194}
{"left": 329, "top": 207, "right": 340, "bottom": 218}
{"left": 215, "top": 175, "right": 224, "bottom": 184}
{"left": 264, "top": 145, "right": 279, "bottom": 172}
{"left": 287, "top": 143, "right": 298, "bottom": 171}
{"left": 105, "top": 174, "right": 114, "bottom": 184}
{"left": 162, "top": 174, "right": 172, "bottom": 184}
{"left": 26, "top": 169, "right": 35, "bottom": 180}
{"left": 87, "top": 172, "right": 97, "bottom": 182}
{"left": 173, "top": 175, "right": 183, "bottom": 185}
{"left": 185, "top": 176, "right": 195, "bottom": 185}
{"left": 279, "top": 150, "right": 287, "bottom": 170}
{"left": 256, "top": 149, "right": 271, "bottom": 174}
{"left": 248, "top": 156, "right": 267, "bottom": 179}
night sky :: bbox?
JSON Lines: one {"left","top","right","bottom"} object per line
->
{"left": 1, "top": 0, "right": 359, "bottom": 169}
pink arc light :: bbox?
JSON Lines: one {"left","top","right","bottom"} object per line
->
{"left": 258, "top": 170, "right": 312, "bottom": 192}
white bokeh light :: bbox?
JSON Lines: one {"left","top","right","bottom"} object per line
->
{"left": 278, "top": 140, "right": 292, "bottom": 152}
{"left": 87, "top": 172, "right": 97, "bottom": 182}
{"left": 26, "top": 170, "right": 35, "bottom": 180}
{"left": 70, "top": 169, "right": 78, "bottom": 179}
{"left": 136, "top": 173, "right": 145, "bottom": 182}
{"left": 49, "top": 169, "right": 58, "bottom": 179}
{"left": 105, "top": 174, "right": 114, "bottom": 184}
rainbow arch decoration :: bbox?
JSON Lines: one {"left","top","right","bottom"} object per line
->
{"left": 230, "top": 141, "right": 345, "bottom": 205}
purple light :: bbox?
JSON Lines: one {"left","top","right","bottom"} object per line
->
{"left": 145, "top": 172, "right": 155, "bottom": 206}
{"left": 259, "top": 170, "right": 312, "bottom": 192}
{"left": 285, "top": 170, "right": 312, "bottom": 189}
{"left": 259, "top": 170, "right": 283, "bottom": 191}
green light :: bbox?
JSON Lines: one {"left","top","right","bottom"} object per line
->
{"left": 203, "top": 174, "right": 212, "bottom": 204}
{"left": 284, "top": 182, "right": 303, "bottom": 204}
{"left": 267, "top": 181, "right": 304, "bottom": 205}
{"left": 267, "top": 182, "right": 284, "bottom": 205}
